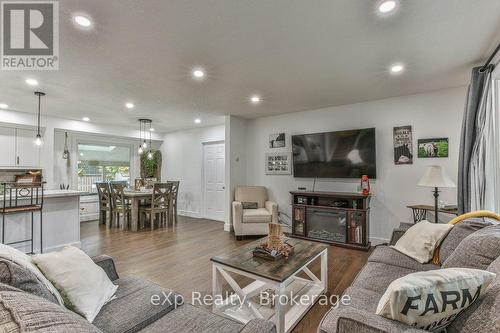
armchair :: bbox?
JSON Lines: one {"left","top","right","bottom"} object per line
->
{"left": 232, "top": 186, "right": 278, "bottom": 239}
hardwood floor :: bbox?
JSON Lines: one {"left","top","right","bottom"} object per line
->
{"left": 80, "top": 216, "right": 370, "bottom": 333}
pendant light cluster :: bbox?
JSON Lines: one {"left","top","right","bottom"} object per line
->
{"left": 34, "top": 91, "right": 45, "bottom": 146}
{"left": 138, "top": 118, "right": 153, "bottom": 159}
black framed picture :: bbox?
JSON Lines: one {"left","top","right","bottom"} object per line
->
{"left": 269, "top": 133, "right": 286, "bottom": 148}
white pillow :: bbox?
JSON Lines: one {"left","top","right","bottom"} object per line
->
{"left": 376, "top": 268, "right": 496, "bottom": 332}
{"left": 32, "top": 246, "right": 118, "bottom": 322}
{"left": 0, "top": 243, "right": 64, "bottom": 305}
{"left": 391, "top": 220, "right": 453, "bottom": 263}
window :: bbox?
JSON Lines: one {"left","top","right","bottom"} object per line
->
{"left": 77, "top": 144, "right": 131, "bottom": 193}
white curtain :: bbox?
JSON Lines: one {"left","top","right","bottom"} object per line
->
{"left": 470, "top": 68, "right": 498, "bottom": 211}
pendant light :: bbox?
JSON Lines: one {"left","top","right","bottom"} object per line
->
{"left": 34, "top": 91, "right": 45, "bottom": 146}
{"left": 138, "top": 119, "right": 152, "bottom": 155}
{"left": 147, "top": 119, "right": 153, "bottom": 160}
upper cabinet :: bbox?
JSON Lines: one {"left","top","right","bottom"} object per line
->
{"left": 0, "top": 127, "right": 16, "bottom": 167}
{"left": 0, "top": 126, "right": 41, "bottom": 168}
{"left": 16, "top": 129, "right": 41, "bottom": 167}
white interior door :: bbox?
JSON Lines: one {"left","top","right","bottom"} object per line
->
{"left": 203, "top": 142, "right": 225, "bottom": 221}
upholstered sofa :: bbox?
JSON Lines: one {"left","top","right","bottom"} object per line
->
{"left": 232, "top": 186, "right": 278, "bottom": 239}
{"left": 0, "top": 254, "right": 276, "bottom": 333}
{"left": 318, "top": 218, "right": 500, "bottom": 333}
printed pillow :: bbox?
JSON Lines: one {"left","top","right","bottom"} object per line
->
{"left": 376, "top": 268, "right": 496, "bottom": 332}
{"left": 391, "top": 220, "right": 453, "bottom": 263}
{"left": 33, "top": 246, "right": 118, "bottom": 323}
{"left": 442, "top": 224, "right": 500, "bottom": 270}
{"left": 242, "top": 202, "right": 258, "bottom": 209}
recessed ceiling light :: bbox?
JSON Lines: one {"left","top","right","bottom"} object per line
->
{"left": 25, "top": 78, "right": 38, "bottom": 86}
{"left": 390, "top": 63, "right": 405, "bottom": 74}
{"left": 125, "top": 102, "right": 134, "bottom": 109}
{"left": 149, "top": 128, "right": 155, "bottom": 131}
{"left": 192, "top": 69, "right": 205, "bottom": 79}
{"left": 194, "top": 118, "right": 201, "bottom": 124}
{"left": 250, "top": 95, "right": 261, "bottom": 104}
{"left": 0, "top": 103, "right": 8, "bottom": 109}
{"left": 82, "top": 117, "right": 90, "bottom": 122}
{"left": 378, "top": 0, "right": 398, "bottom": 14}
{"left": 74, "top": 15, "right": 92, "bottom": 27}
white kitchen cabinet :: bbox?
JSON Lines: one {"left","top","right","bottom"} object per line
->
{"left": 0, "top": 127, "right": 41, "bottom": 168}
{"left": 79, "top": 194, "right": 99, "bottom": 222}
{"left": 15, "top": 129, "right": 41, "bottom": 167}
{"left": 0, "top": 127, "right": 16, "bottom": 166}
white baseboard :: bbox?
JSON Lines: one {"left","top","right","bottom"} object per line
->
{"left": 224, "top": 223, "right": 233, "bottom": 232}
{"left": 178, "top": 210, "right": 202, "bottom": 219}
{"left": 369, "top": 236, "right": 389, "bottom": 246}
{"left": 44, "top": 241, "right": 82, "bottom": 253}
{"left": 80, "top": 213, "right": 99, "bottom": 222}
{"left": 13, "top": 241, "right": 81, "bottom": 254}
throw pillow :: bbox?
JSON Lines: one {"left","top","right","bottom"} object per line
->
{"left": 242, "top": 202, "right": 258, "bottom": 209}
{"left": 376, "top": 268, "right": 496, "bottom": 332}
{"left": 0, "top": 243, "right": 64, "bottom": 305}
{"left": 32, "top": 246, "right": 118, "bottom": 323}
{"left": 446, "top": 256, "right": 500, "bottom": 333}
{"left": 0, "top": 289, "right": 102, "bottom": 332}
{"left": 442, "top": 224, "right": 500, "bottom": 270}
{"left": 391, "top": 220, "right": 453, "bottom": 264}
{"left": 432, "top": 217, "right": 497, "bottom": 265}
{"left": 0, "top": 259, "right": 58, "bottom": 303}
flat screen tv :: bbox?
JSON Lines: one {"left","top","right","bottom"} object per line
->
{"left": 292, "top": 128, "right": 376, "bottom": 178}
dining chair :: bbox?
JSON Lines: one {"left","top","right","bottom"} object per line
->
{"left": 96, "top": 182, "right": 113, "bottom": 227}
{"left": 139, "top": 182, "right": 172, "bottom": 230}
{"left": 110, "top": 183, "right": 131, "bottom": 230}
{"left": 167, "top": 181, "right": 180, "bottom": 224}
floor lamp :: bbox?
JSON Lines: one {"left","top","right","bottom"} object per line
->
{"left": 417, "top": 166, "right": 456, "bottom": 223}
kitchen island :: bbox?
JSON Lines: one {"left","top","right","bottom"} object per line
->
{"left": 1, "top": 189, "right": 83, "bottom": 253}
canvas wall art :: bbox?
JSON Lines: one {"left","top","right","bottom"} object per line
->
{"left": 418, "top": 138, "right": 449, "bottom": 158}
{"left": 393, "top": 126, "right": 413, "bottom": 165}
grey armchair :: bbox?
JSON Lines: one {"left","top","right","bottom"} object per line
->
{"left": 232, "top": 186, "right": 278, "bottom": 239}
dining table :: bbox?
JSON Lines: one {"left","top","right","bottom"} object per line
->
{"left": 123, "top": 189, "right": 153, "bottom": 231}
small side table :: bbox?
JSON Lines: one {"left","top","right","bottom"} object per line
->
{"left": 407, "top": 205, "right": 459, "bottom": 223}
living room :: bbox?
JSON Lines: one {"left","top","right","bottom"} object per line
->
{"left": 0, "top": 1, "right": 500, "bottom": 333}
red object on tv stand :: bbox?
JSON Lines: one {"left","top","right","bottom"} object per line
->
{"left": 361, "top": 175, "right": 370, "bottom": 196}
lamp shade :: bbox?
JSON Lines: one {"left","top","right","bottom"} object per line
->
{"left": 417, "top": 166, "right": 456, "bottom": 188}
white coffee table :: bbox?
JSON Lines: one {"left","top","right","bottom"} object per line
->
{"left": 211, "top": 238, "right": 328, "bottom": 333}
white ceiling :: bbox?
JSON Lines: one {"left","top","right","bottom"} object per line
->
{"left": 1, "top": 0, "right": 499, "bottom": 133}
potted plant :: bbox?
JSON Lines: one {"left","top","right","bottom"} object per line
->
{"left": 140, "top": 150, "right": 162, "bottom": 179}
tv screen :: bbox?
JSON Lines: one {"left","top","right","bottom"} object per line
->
{"left": 292, "top": 128, "right": 376, "bottom": 178}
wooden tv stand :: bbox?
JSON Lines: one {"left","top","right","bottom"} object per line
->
{"left": 290, "top": 191, "right": 371, "bottom": 250}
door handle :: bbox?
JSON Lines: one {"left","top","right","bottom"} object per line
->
{"left": 17, "top": 156, "right": 19, "bottom": 165}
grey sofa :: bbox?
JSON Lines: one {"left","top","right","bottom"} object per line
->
{"left": 0, "top": 253, "right": 275, "bottom": 333}
{"left": 318, "top": 219, "right": 500, "bottom": 333}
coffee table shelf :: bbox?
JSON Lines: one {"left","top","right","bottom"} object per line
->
{"left": 211, "top": 237, "right": 328, "bottom": 333}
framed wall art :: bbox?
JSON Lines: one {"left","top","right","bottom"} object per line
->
{"left": 265, "top": 152, "right": 292, "bottom": 175}
{"left": 269, "top": 133, "right": 286, "bottom": 148}
{"left": 417, "top": 138, "right": 449, "bottom": 158}
{"left": 393, "top": 125, "right": 413, "bottom": 165}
